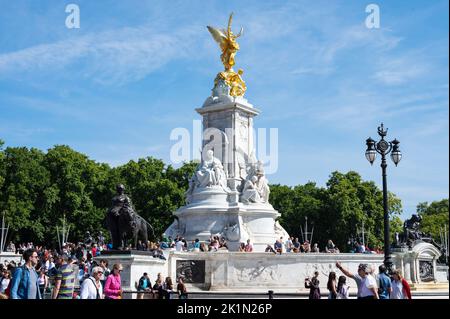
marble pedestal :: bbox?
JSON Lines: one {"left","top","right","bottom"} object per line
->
{"left": 392, "top": 241, "right": 442, "bottom": 283}
{"left": 165, "top": 187, "right": 289, "bottom": 252}
{"left": 0, "top": 252, "right": 22, "bottom": 265}
{"left": 95, "top": 248, "right": 447, "bottom": 298}
{"left": 169, "top": 251, "right": 384, "bottom": 292}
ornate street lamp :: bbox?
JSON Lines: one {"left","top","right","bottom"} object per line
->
{"left": 365, "top": 123, "right": 402, "bottom": 272}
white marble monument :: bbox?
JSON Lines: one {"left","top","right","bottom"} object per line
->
{"left": 165, "top": 94, "right": 289, "bottom": 251}
{"left": 165, "top": 14, "right": 289, "bottom": 251}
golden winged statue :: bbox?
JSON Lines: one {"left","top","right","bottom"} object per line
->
{"left": 207, "top": 13, "right": 246, "bottom": 97}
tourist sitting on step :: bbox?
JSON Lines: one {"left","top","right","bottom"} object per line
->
{"left": 285, "top": 237, "right": 293, "bottom": 252}
{"left": 312, "top": 243, "right": 320, "bottom": 253}
{"left": 265, "top": 244, "right": 276, "bottom": 254}
{"left": 175, "top": 237, "right": 185, "bottom": 252}
{"left": 209, "top": 238, "right": 220, "bottom": 252}
{"left": 219, "top": 237, "right": 228, "bottom": 250}
{"left": 151, "top": 247, "right": 166, "bottom": 260}
{"left": 325, "top": 239, "right": 339, "bottom": 253}
{"left": 274, "top": 239, "right": 283, "bottom": 254}
{"left": 200, "top": 242, "right": 209, "bottom": 252}
{"left": 356, "top": 242, "right": 365, "bottom": 253}
{"left": 192, "top": 239, "right": 201, "bottom": 252}
{"left": 302, "top": 240, "right": 311, "bottom": 253}
{"left": 292, "top": 238, "right": 301, "bottom": 253}
{"left": 244, "top": 239, "right": 253, "bottom": 252}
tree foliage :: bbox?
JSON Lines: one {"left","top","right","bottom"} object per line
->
{"left": 272, "top": 171, "right": 403, "bottom": 251}
{"left": 416, "top": 199, "right": 449, "bottom": 244}
{"left": 0, "top": 141, "right": 197, "bottom": 247}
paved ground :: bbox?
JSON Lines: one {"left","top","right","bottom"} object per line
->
{"left": 186, "top": 291, "right": 449, "bottom": 299}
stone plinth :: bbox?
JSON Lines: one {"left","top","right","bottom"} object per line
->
{"left": 392, "top": 241, "right": 442, "bottom": 283}
{"left": 166, "top": 201, "right": 289, "bottom": 252}
{"left": 94, "top": 249, "right": 448, "bottom": 298}
{"left": 0, "top": 252, "right": 22, "bottom": 265}
{"left": 168, "top": 251, "right": 384, "bottom": 292}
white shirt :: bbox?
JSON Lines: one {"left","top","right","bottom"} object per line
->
{"left": 391, "top": 280, "right": 405, "bottom": 299}
{"left": 285, "top": 240, "right": 293, "bottom": 251}
{"left": 175, "top": 240, "right": 184, "bottom": 252}
{"left": 45, "top": 260, "right": 55, "bottom": 271}
{"left": 80, "top": 277, "right": 103, "bottom": 299}
{"left": 354, "top": 274, "right": 377, "bottom": 297}
{"left": 337, "top": 284, "right": 350, "bottom": 299}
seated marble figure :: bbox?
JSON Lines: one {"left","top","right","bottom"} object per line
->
{"left": 241, "top": 176, "right": 260, "bottom": 203}
{"left": 185, "top": 150, "right": 230, "bottom": 203}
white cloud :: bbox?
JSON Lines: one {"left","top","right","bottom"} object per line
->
{"left": 373, "top": 56, "right": 427, "bottom": 85}
{"left": 290, "top": 66, "right": 334, "bottom": 76}
{"left": 0, "top": 25, "right": 201, "bottom": 85}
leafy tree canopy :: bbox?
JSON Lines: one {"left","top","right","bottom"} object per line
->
{"left": 416, "top": 199, "right": 449, "bottom": 244}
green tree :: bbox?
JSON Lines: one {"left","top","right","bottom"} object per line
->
{"left": 271, "top": 171, "right": 403, "bottom": 252}
{"left": 0, "top": 146, "right": 50, "bottom": 242}
{"left": 324, "top": 171, "right": 366, "bottom": 250}
{"left": 273, "top": 182, "right": 327, "bottom": 244}
{"left": 0, "top": 139, "right": 5, "bottom": 191}
{"left": 417, "top": 199, "right": 449, "bottom": 244}
{"left": 43, "top": 145, "right": 110, "bottom": 244}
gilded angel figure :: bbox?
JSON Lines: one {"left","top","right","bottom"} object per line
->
{"left": 207, "top": 13, "right": 243, "bottom": 71}
{"left": 207, "top": 13, "right": 246, "bottom": 97}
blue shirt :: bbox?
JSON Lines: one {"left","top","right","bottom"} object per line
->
{"left": 378, "top": 273, "right": 392, "bottom": 299}
{"left": 10, "top": 265, "right": 42, "bottom": 299}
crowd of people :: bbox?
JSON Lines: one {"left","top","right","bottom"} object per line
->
{"left": 0, "top": 246, "right": 188, "bottom": 300}
{"left": 0, "top": 232, "right": 397, "bottom": 300}
{"left": 1, "top": 243, "right": 412, "bottom": 300}
{"left": 304, "top": 262, "right": 412, "bottom": 300}
{"left": 0, "top": 243, "right": 114, "bottom": 299}
{"left": 250, "top": 238, "right": 340, "bottom": 254}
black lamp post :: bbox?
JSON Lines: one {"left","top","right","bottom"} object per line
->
{"left": 365, "top": 123, "right": 402, "bottom": 272}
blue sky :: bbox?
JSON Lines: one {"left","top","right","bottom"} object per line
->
{"left": 0, "top": 0, "right": 448, "bottom": 221}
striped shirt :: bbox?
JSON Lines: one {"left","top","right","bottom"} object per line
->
{"left": 56, "top": 264, "right": 75, "bottom": 299}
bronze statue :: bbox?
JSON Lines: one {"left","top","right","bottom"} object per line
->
{"left": 396, "top": 214, "right": 440, "bottom": 249}
{"left": 106, "top": 184, "right": 154, "bottom": 250}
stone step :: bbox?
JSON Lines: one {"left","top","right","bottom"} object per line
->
{"left": 409, "top": 282, "right": 449, "bottom": 291}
